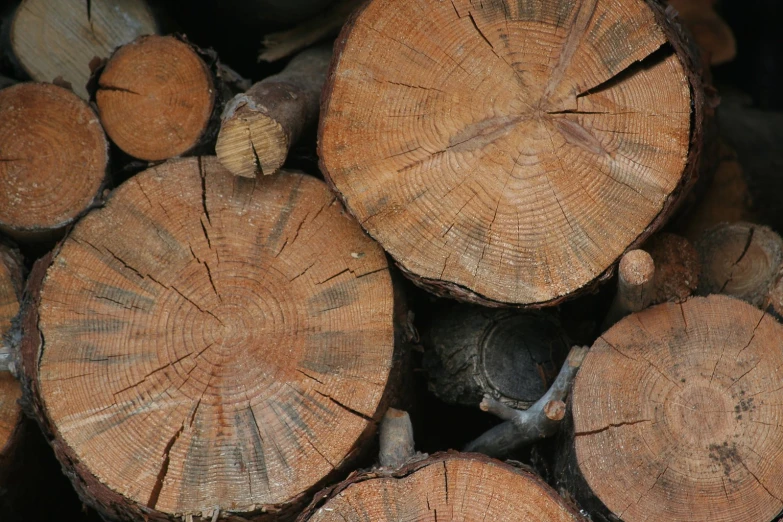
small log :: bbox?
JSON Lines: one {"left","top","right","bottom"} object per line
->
{"left": 95, "top": 35, "right": 221, "bottom": 162}
{"left": 378, "top": 408, "right": 415, "bottom": 469}
{"left": 645, "top": 232, "right": 700, "bottom": 304}
{"left": 258, "top": 0, "right": 363, "bottom": 62}
{"left": 680, "top": 144, "right": 755, "bottom": 240}
{"left": 216, "top": 45, "right": 331, "bottom": 178}
{"left": 0, "top": 83, "right": 108, "bottom": 243}
{"left": 668, "top": 0, "right": 736, "bottom": 65}
{"left": 319, "top": 0, "right": 706, "bottom": 307}
{"left": 603, "top": 249, "right": 655, "bottom": 328}
{"left": 298, "top": 453, "right": 586, "bottom": 521}
{"left": 558, "top": 295, "right": 783, "bottom": 522}
{"left": 424, "top": 305, "right": 571, "bottom": 410}
{"left": 19, "top": 157, "right": 399, "bottom": 521}
{"left": 695, "top": 222, "right": 783, "bottom": 308}
{"left": 5, "top": 0, "right": 158, "bottom": 100}
{"left": 465, "top": 345, "right": 588, "bottom": 458}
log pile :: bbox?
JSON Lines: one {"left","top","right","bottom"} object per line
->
{"left": 0, "top": 0, "right": 778, "bottom": 521}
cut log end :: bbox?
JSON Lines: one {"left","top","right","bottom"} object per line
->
{"left": 572, "top": 295, "right": 783, "bottom": 522}
{"left": 299, "top": 454, "right": 586, "bottom": 521}
{"left": 216, "top": 104, "right": 288, "bottom": 178}
{"left": 9, "top": 0, "right": 158, "bottom": 100}
{"left": 425, "top": 307, "right": 571, "bottom": 409}
{"left": 696, "top": 222, "right": 783, "bottom": 307}
{"left": 0, "top": 83, "right": 107, "bottom": 239}
{"left": 217, "top": 46, "right": 331, "bottom": 178}
{"left": 96, "top": 35, "right": 216, "bottom": 161}
{"left": 320, "top": 0, "right": 701, "bottom": 306}
{"left": 24, "top": 158, "right": 396, "bottom": 519}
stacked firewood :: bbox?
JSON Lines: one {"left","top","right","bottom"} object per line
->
{"left": 5, "top": 1, "right": 782, "bottom": 522}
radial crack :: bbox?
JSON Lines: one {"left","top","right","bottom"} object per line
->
{"left": 147, "top": 423, "right": 185, "bottom": 509}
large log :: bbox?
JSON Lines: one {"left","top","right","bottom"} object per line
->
{"left": 558, "top": 295, "right": 783, "bottom": 522}
{"left": 319, "top": 0, "right": 706, "bottom": 307}
{"left": 0, "top": 83, "right": 108, "bottom": 243}
{"left": 216, "top": 45, "right": 331, "bottom": 178}
{"left": 424, "top": 305, "right": 571, "bottom": 410}
{"left": 95, "top": 35, "right": 222, "bottom": 162}
{"left": 298, "top": 452, "right": 586, "bottom": 521}
{"left": 19, "top": 157, "right": 399, "bottom": 521}
{"left": 3, "top": 0, "right": 158, "bottom": 100}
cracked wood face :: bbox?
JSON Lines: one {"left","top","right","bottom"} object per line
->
{"left": 320, "top": 0, "right": 693, "bottom": 306}
{"left": 10, "top": 0, "right": 158, "bottom": 100}
{"left": 300, "top": 454, "right": 585, "bottom": 521}
{"left": 696, "top": 222, "right": 783, "bottom": 308}
{"left": 96, "top": 35, "right": 216, "bottom": 161}
{"left": 0, "top": 83, "right": 108, "bottom": 237}
{"left": 573, "top": 295, "right": 783, "bottom": 522}
{"left": 35, "top": 157, "right": 395, "bottom": 518}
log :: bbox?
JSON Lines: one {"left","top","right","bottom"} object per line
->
{"left": 0, "top": 83, "right": 108, "bottom": 243}
{"left": 95, "top": 35, "right": 221, "bottom": 162}
{"left": 4, "top": 0, "right": 158, "bottom": 100}
{"left": 258, "top": 0, "right": 363, "bottom": 62}
{"left": 0, "top": 240, "right": 23, "bottom": 460}
{"left": 645, "top": 232, "right": 700, "bottom": 304}
{"left": 298, "top": 452, "right": 586, "bottom": 521}
{"left": 378, "top": 408, "right": 416, "bottom": 469}
{"left": 19, "top": 157, "right": 399, "bottom": 521}
{"left": 668, "top": 0, "right": 736, "bottom": 65}
{"left": 680, "top": 143, "right": 755, "bottom": 240}
{"left": 424, "top": 305, "right": 571, "bottom": 409}
{"left": 603, "top": 249, "right": 655, "bottom": 328}
{"left": 695, "top": 222, "right": 783, "bottom": 308}
{"left": 559, "top": 295, "right": 783, "bottom": 522}
{"left": 216, "top": 45, "right": 331, "bottom": 178}
{"left": 465, "top": 345, "right": 587, "bottom": 458}
{"left": 319, "top": 0, "right": 706, "bottom": 307}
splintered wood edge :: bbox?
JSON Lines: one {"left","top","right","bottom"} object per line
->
{"left": 318, "top": 0, "right": 707, "bottom": 308}
{"left": 297, "top": 452, "right": 586, "bottom": 521}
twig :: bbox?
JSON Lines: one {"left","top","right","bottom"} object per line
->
{"left": 464, "top": 346, "right": 589, "bottom": 458}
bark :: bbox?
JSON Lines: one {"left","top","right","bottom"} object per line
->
{"left": 298, "top": 452, "right": 587, "bottom": 521}
{"left": 319, "top": 0, "right": 707, "bottom": 307}
{"left": 0, "top": 82, "right": 109, "bottom": 244}
{"left": 423, "top": 305, "right": 571, "bottom": 410}
{"left": 94, "top": 35, "right": 229, "bottom": 162}
{"left": 217, "top": 45, "right": 331, "bottom": 178}
{"left": 18, "top": 157, "right": 402, "bottom": 521}
{"left": 3, "top": 0, "right": 158, "bottom": 100}
{"left": 644, "top": 232, "right": 700, "bottom": 305}
{"left": 556, "top": 295, "right": 783, "bottom": 522}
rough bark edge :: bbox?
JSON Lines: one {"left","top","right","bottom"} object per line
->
{"left": 16, "top": 195, "right": 408, "bottom": 522}
{"left": 296, "top": 451, "right": 587, "bottom": 521}
{"left": 318, "top": 0, "right": 708, "bottom": 308}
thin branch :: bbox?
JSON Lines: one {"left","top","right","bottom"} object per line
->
{"left": 464, "top": 346, "right": 588, "bottom": 458}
